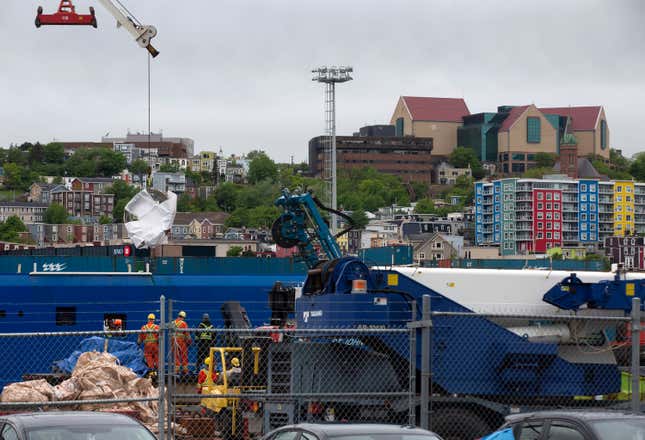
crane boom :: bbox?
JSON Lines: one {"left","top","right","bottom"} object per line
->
{"left": 95, "top": 0, "right": 159, "bottom": 57}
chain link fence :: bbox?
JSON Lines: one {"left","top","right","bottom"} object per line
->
{"left": 0, "top": 296, "right": 642, "bottom": 440}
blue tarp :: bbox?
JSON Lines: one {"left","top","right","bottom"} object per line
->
{"left": 53, "top": 337, "right": 148, "bottom": 376}
{"left": 481, "top": 428, "right": 514, "bottom": 440}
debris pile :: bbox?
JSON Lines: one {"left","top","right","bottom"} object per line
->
{"left": 1, "top": 351, "right": 163, "bottom": 433}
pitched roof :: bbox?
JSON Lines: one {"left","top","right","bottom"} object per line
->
{"left": 401, "top": 96, "right": 470, "bottom": 122}
{"left": 498, "top": 105, "right": 530, "bottom": 132}
{"left": 552, "top": 157, "right": 608, "bottom": 180}
{"left": 173, "top": 211, "right": 230, "bottom": 226}
{"left": 76, "top": 177, "right": 114, "bottom": 183}
{"left": 539, "top": 106, "right": 602, "bottom": 131}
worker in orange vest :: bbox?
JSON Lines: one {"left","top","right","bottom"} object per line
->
{"left": 171, "top": 311, "right": 192, "bottom": 374}
{"left": 137, "top": 313, "right": 160, "bottom": 370}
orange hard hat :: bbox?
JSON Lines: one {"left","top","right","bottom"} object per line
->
{"left": 113, "top": 318, "right": 122, "bottom": 326}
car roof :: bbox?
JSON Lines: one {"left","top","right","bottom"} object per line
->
{"left": 274, "top": 423, "right": 437, "bottom": 437}
{"left": 506, "top": 410, "right": 645, "bottom": 424}
{"left": 0, "top": 412, "right": 142, "bottom": 430}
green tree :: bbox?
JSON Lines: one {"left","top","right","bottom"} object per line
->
{"left": 0, "top": 216, "right": 28, "bottom": 242}
{"left": 592, "top": 159, "right": 632, "bottom": 180}
{"left": 44, "top": 143, "right": 65, "bottom": 164}
{"left": 44, "top": 203, "right": 69, "bottom": 224}
{"left": 534, "top": 152, "right": 557, "bottom": 168}
{"left": 523, "top": 167, "right": 555, "bottom": 179}
{"left": 65, "top": 148, "right": 127, "bottom": 177}
{"left": 247, "top": 152, "right": 278, "bottom": 184}
{"left": 177, "top": 193, "right": 196, "bottom": 212}
{"left": 449, "top": 146, "right": 485, "bottom": 179}
{"left": 159, "top": 163, "right": 180, "bottom": 173}
{"left": 215, "top": 182, "right": 238, "bottom": 212}
{"left": 225, "top": 208, "right": 250, "bottom": 228}
{"left": 99, "top": 214, "right": 112, "bottom": 225}
{"left": 28, "top": 142, "right": 45, "bottom": 165}
{"left": 414, "top": 198, "right": 435, "bottom": 214}
{"left": 630, "top": 153, "right": 645, "bottom": 182}
{"left": 226, "top": 246, "right": 243, "bottom": 257}
{"left": 349, "top": 210, "right": 369, "bottom": 229}
{"left": 2, "top": 162, "right": 39, "bottom": 191}
{"left": 130, "top": 159, "right": 150, "bottom": 184}
{"left": 610, "top": 149, "right": 631, "bottom": 174}
{"left": 104, "top": 180, "right": 138, "bottom": 222}
{"left": 113, "top": 199, "right": 128, "bottom": 223}
{"left": 247, "top": 206, "right": 280, "bottom": 228}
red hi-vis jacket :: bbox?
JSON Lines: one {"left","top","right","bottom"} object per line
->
{"left": 138, "top": 322, "right": 159, "bottom": 345}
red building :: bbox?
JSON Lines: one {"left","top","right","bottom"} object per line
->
{"left": 532, "top": 189, "right": 563, "bottom": 253}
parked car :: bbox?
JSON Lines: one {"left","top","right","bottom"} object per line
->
{"left": 0, "top": 411, "right": 156, "bottom": 440}
{"left": 262, "top": 423, "right": 443, "bottom": 440}
{"left": 481, "top": 410, "right": 645, "bottom": 440}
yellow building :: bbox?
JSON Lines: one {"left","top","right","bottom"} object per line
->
{"left": 613, "top": 181, "right": 636, "bottom": 236}
{"left": 389, "top": 96, "right": 470, "bottom": 157}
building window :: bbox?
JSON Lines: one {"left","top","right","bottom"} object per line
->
{"left": 547, "top": 222, "right": 552, "bottom": 229}
{"left": 600, "top": 120, "right": 607, "bottom": 150}
{"left": 546, "top": 232, "right": 552, "bottom": 239}
{"left": 395, "top": 117, "right": 404, "bottom": 137}
{"left": 537, "top": 232, "right": 543, "bottom": 239}
{"left": 527, "top": 117, "right": 541, "bottom": 143}
{"left": 538, "top": 203, "right": 543, "bottom": 210}
{"left": 554, "top": 232, "right": 560, "bottom": 240}
{"left": 555, "top": 212, "right": 560, "bottom": 220}
{"left": 546, "top": 203, "right": 552, "bottom": 210}
{"left": 546, "top": 193, "right": 552, "bottom": 201}
{"left": 538, "top": 222, "right": 543, "bottom": 230}
{"left": 554, "top": 203, "right": 560, "bottom": 210}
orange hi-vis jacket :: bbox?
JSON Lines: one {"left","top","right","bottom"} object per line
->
{"left": 172, "top": 318, "right": 191, "bottom": 342}
{"left": 138, "top": 322, "right": 159, "bottom": 345}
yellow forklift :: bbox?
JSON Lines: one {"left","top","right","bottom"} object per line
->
{"left": 199, "top": 346, "right": 262, "bottom": 440}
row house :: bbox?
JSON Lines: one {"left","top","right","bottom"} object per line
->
{"left": 604, "top": 236, "right": 645, "bottom": 271}
{"left": 92, "top": 223, "right": 129, "bottom": 243}
{"left": 51, "top": 187, "right": 115, "bottom": 219}
{"left": 71, "top": 177, "right": 114, "bottom": 194}
{"left": 0, "top": 202, "right": 48, "bottom": 223}
{"left": 189, "top": 151, "right": 217, "bottom": 173}
{"left": 43, "top": 224, "right": 94, "bottom": 244}
{"left": 171, "top": 212, "right": 229, "bottom": 240}
{"left": 28, "top": 183, "right": 58, "bottom": 204}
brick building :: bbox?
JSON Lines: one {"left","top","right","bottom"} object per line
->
{"left": 51, "top": 179, "right": 115, "bottom": 219}
{"left": 308, "top": 135, "right": 434, "bottom": 184}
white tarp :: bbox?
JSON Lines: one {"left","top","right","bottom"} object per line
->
{"left": 124, "top": 190, "right": 177, "bottom": 248}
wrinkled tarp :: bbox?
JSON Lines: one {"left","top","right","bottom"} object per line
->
{"left": 125, "top": 190, "right": 177, "bottom": 248}
{"left": 1, "top": 352, "right": 162, "bottom": 433}
{"left": 53, "top": 337, "right": 148, "bottom": 376}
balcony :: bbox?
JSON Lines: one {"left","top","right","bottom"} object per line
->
{"left": 516, "top": 195, "right": 532, "bottom": 202}
{"left": 562, "top": 196, "right": 578, "bottom": 203}
{"left": 516, "top": 224, "right": 533, "bottom": 231}
{"left": 517, "top": 216, "right": 533, "bottom": 222}
{"left": 563, "top": 226, "right": 579, "bottom": 232}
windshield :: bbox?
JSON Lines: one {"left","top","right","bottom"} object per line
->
{"left": 27, "top": 424, "right": 156, "bottom": 440}
{"left": 331, "top": 435, "right": 441, "bottom": 440}
{"left": 591, "top": 419, "right": 645, "bottom": 440}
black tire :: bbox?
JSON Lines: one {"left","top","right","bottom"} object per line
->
{"left": 35, "top": 18, "right": 41, "bottom": 28}
{"left": 430, "top": 408, "right": 491, "bottom": 440}
{"left": 91, "top": 18, "right": 97, "bottom": 28}
{"left": 89, "top": 6, "right": 95, "bottom": 15}
{"left": 37, "top": 6, "right": 43, "bottom": 14}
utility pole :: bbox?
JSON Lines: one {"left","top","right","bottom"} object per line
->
{"left": 312, "top": 66, "right": 353, "bottom": 234}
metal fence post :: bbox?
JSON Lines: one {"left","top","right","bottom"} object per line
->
{"left": 409, "top": 300, "right": 417, "bottom": 427}
{"left": 158, "top": 295, "right": 166, "bottom": 440}
{"left": 167, "top": 299, "right": 173, "bottom": 436}
{"left": 632, "top": 297, "right": 641, "bottom": 413}
{"left": 420, "top": 295, "right": 431, "bottom": 431}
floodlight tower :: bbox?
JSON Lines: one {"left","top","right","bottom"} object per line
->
{"left": 312, "top": 66, "right": 353, "bottom": 234}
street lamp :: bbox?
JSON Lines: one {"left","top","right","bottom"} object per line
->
{"left": 312, "top": 66, "right": 353, "bottom": 234}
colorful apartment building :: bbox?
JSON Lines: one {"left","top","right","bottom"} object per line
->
{"left": 475, "top": 178, "right": 645, "bottom": 255}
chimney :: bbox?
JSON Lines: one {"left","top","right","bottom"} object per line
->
{"left": 559, "top": 143, "right": 578, "bottom": 179}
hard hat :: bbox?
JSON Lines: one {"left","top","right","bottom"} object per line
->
{"left": 148, "top": 313, "right": 156, "bottom": 320}
{"left": 231, "top": 357, "right": 240, "bottom": 367}
{"left": 113, "top": 318, "right": 122, "bottom": 326}
{"left": 178, "top": 311, "right": 186, "bottom": 318}
{"left": 202, "top": 313, "right": 210, "bottom": 320}
{"left": 204, "top": 357, "right": 211, "bottom": 366}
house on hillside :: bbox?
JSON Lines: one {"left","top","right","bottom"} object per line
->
{"left": 413, "top": 233, "right": 464, "bottom": 262}
{"left": 171, "top": 212, "right": 229, "bottom": 240}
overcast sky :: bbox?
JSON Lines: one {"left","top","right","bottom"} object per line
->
{"left": 1, "top": 0, "right": 643, "bottom": 162}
